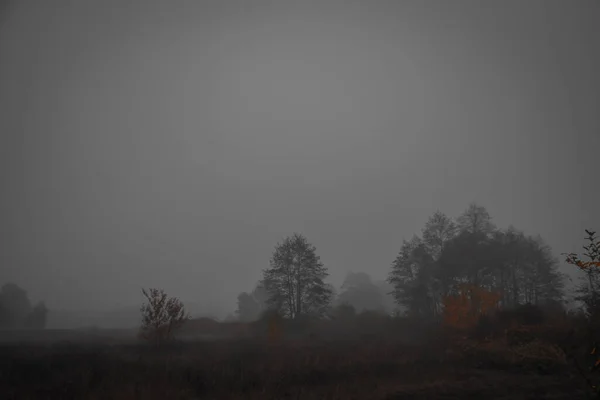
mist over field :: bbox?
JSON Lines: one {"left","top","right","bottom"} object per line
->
{"left": 0, "top": 0, "right": 598, "bottom": 326}
{"left": 1, "top": 1, "right": 600, "bottom": 399}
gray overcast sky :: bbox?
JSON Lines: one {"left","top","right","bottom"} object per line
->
{"left": 0, "top": 0, "right": 598, "bottom": 315}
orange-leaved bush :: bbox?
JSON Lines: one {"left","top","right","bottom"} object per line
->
{"left": 443, "top": 283, "right": 501, "bottom": 330}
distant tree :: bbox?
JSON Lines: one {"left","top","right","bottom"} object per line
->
{"left": 438, "top": 229, "right": 494, "bottom": 290}
{"left": 388, "top": 235, "right": 438, "bottom": 317}
{"left": 236, "top": 292, "right": 261, "bottom": 322}
{"left": 439, "top": 226, "right": 566, "bottom": 308}
{"left": 24, "top": 302, "right": 48, "bottom": 330}
{"left": 139, "top": 288, "right": 190, "bottom": 345}
{"left": 421, "top": 210, "right": 458, "bottom": 311}
{"left": 456, "top": 203, "right": 496, "bottom": 236}
{"left": 337, "top": 272, "right": 385, "bottom": 313}
{"left": 422, "top": 210, "right": 457, "bottom": 259}
{"left": 485, "top": 228, "right": 565, "bottom": 308}
{"left": 252, "top": 281, "right": 271, "bottom": 315}
{"left": 0, "top": 283, "right": 32, "bottom": 329}
{"left": 341, "top": 271, "right": 373, "bottom": 288}
{"left": 388, "top": 211, "right": 459, "bottom": 318}
{"left": 262, "top": 233, "right": 333, "bottom": 319}
{"left": 520, "top": 234, "right": 566, "bottom": 305}
{"left": 235, "top": 281, "right": 273, "bottom": 321}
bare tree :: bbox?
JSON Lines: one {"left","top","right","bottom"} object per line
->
{"left": 422, "top": 210, "right": 457, "bottom": 260}
{"left": 456, "top": 203, "right": 496, "bottom": 236}
{"left": 139, "top": 288, "right": 190, "bottom": 345}
{"left": 388, "top": 235, "right": 438, "bottom": 317}
{"left": 263, "top": 233, "right": 333, "bottom": 319}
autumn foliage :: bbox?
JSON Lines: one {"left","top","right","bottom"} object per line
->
{"left": 564, "top": 232, "right": 600, "bottom": 270}
{"left": 443, "top": 284, "right": 501, "bottom": 330}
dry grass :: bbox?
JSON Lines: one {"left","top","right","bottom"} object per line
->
{"left": 0, "top": 315, "right": 596, "bottom": 399}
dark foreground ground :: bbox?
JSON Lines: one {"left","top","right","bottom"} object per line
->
{"left": 0, "top": 331, "right": 595, "bottom": 400}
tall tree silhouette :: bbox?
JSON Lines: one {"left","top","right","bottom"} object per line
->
{"left": 262, "top": 233, "right": 333, "bottom": 319}
{"left": 457, "top": 203, "right": 496, "bottom": 236}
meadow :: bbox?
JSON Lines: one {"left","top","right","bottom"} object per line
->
{"left": 1, "top": 308, "right": 597, "bottom": 400}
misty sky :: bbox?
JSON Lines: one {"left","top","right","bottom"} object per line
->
{"left": 0, "top": 0, "right": 598, "bottom": 316}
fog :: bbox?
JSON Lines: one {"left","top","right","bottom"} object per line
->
{"left": 0, "top": 0, "right": 598, "bottom": 326}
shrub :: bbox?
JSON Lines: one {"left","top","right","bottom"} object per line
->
{"left": 139, "top": 288, "right": 190, "bottom": 346}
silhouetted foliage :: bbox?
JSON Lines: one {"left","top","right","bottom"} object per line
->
{"left": 456, "top": 202, "right": 496, "bottom": 236}
{"left": 388, "top": 235, "right": 438, "bottom": 318}
{"left": 422, "top": 210, "right": 457, "bottom": 260}
{"left": 252, "top": 282, "right": 270, "bottom": 311}
{"left": 236, "top": 292, "right": 260, "bottom": 322}
{"left": 388, "top": 203, "right": 566, "bottom": 318}
{"left": 235, "top": 282, "right": 272, "bottom": 322}
{"left": 262, "top": 233, "right": 333, "bottom": 319}
{"left": 139, "top": 288, "right": 190, "bottom": 345}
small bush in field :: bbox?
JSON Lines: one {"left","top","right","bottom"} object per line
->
{"left": 139, "top": 288, "right": 190, "bottom": 345}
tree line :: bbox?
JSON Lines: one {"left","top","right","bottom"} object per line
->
{"left": 388, "top": 203, "right": 566, "bottom": 318}
{"left": 1, "top": 201, "right": 581, "bottom": 337}
{"left": 235, "top": 270, "right": 396, "bottom": 322}
{"left": 233, "top": 202, "right": 568, "bottom": 322}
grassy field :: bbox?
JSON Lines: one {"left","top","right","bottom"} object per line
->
{"left": 0, "top": 317, "right": 597, "bottom": 400}
{"left": 0, "top": 328, "right": 139, "bottom": 345}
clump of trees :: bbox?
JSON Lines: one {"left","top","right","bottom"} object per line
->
{"left": 139, "top": 288, "right": 190, "bottom": 345}
{"left": 0, "top": 283, "right": 47, "bottom": 330}
{"left": 226, "top": 203, "right": 569, "bottom": 337}
{"left": 235, "top": 270, "right": 396, "bottom": 323}
{"left": 388, "top": 203, "right": 566, "bottom": 320}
